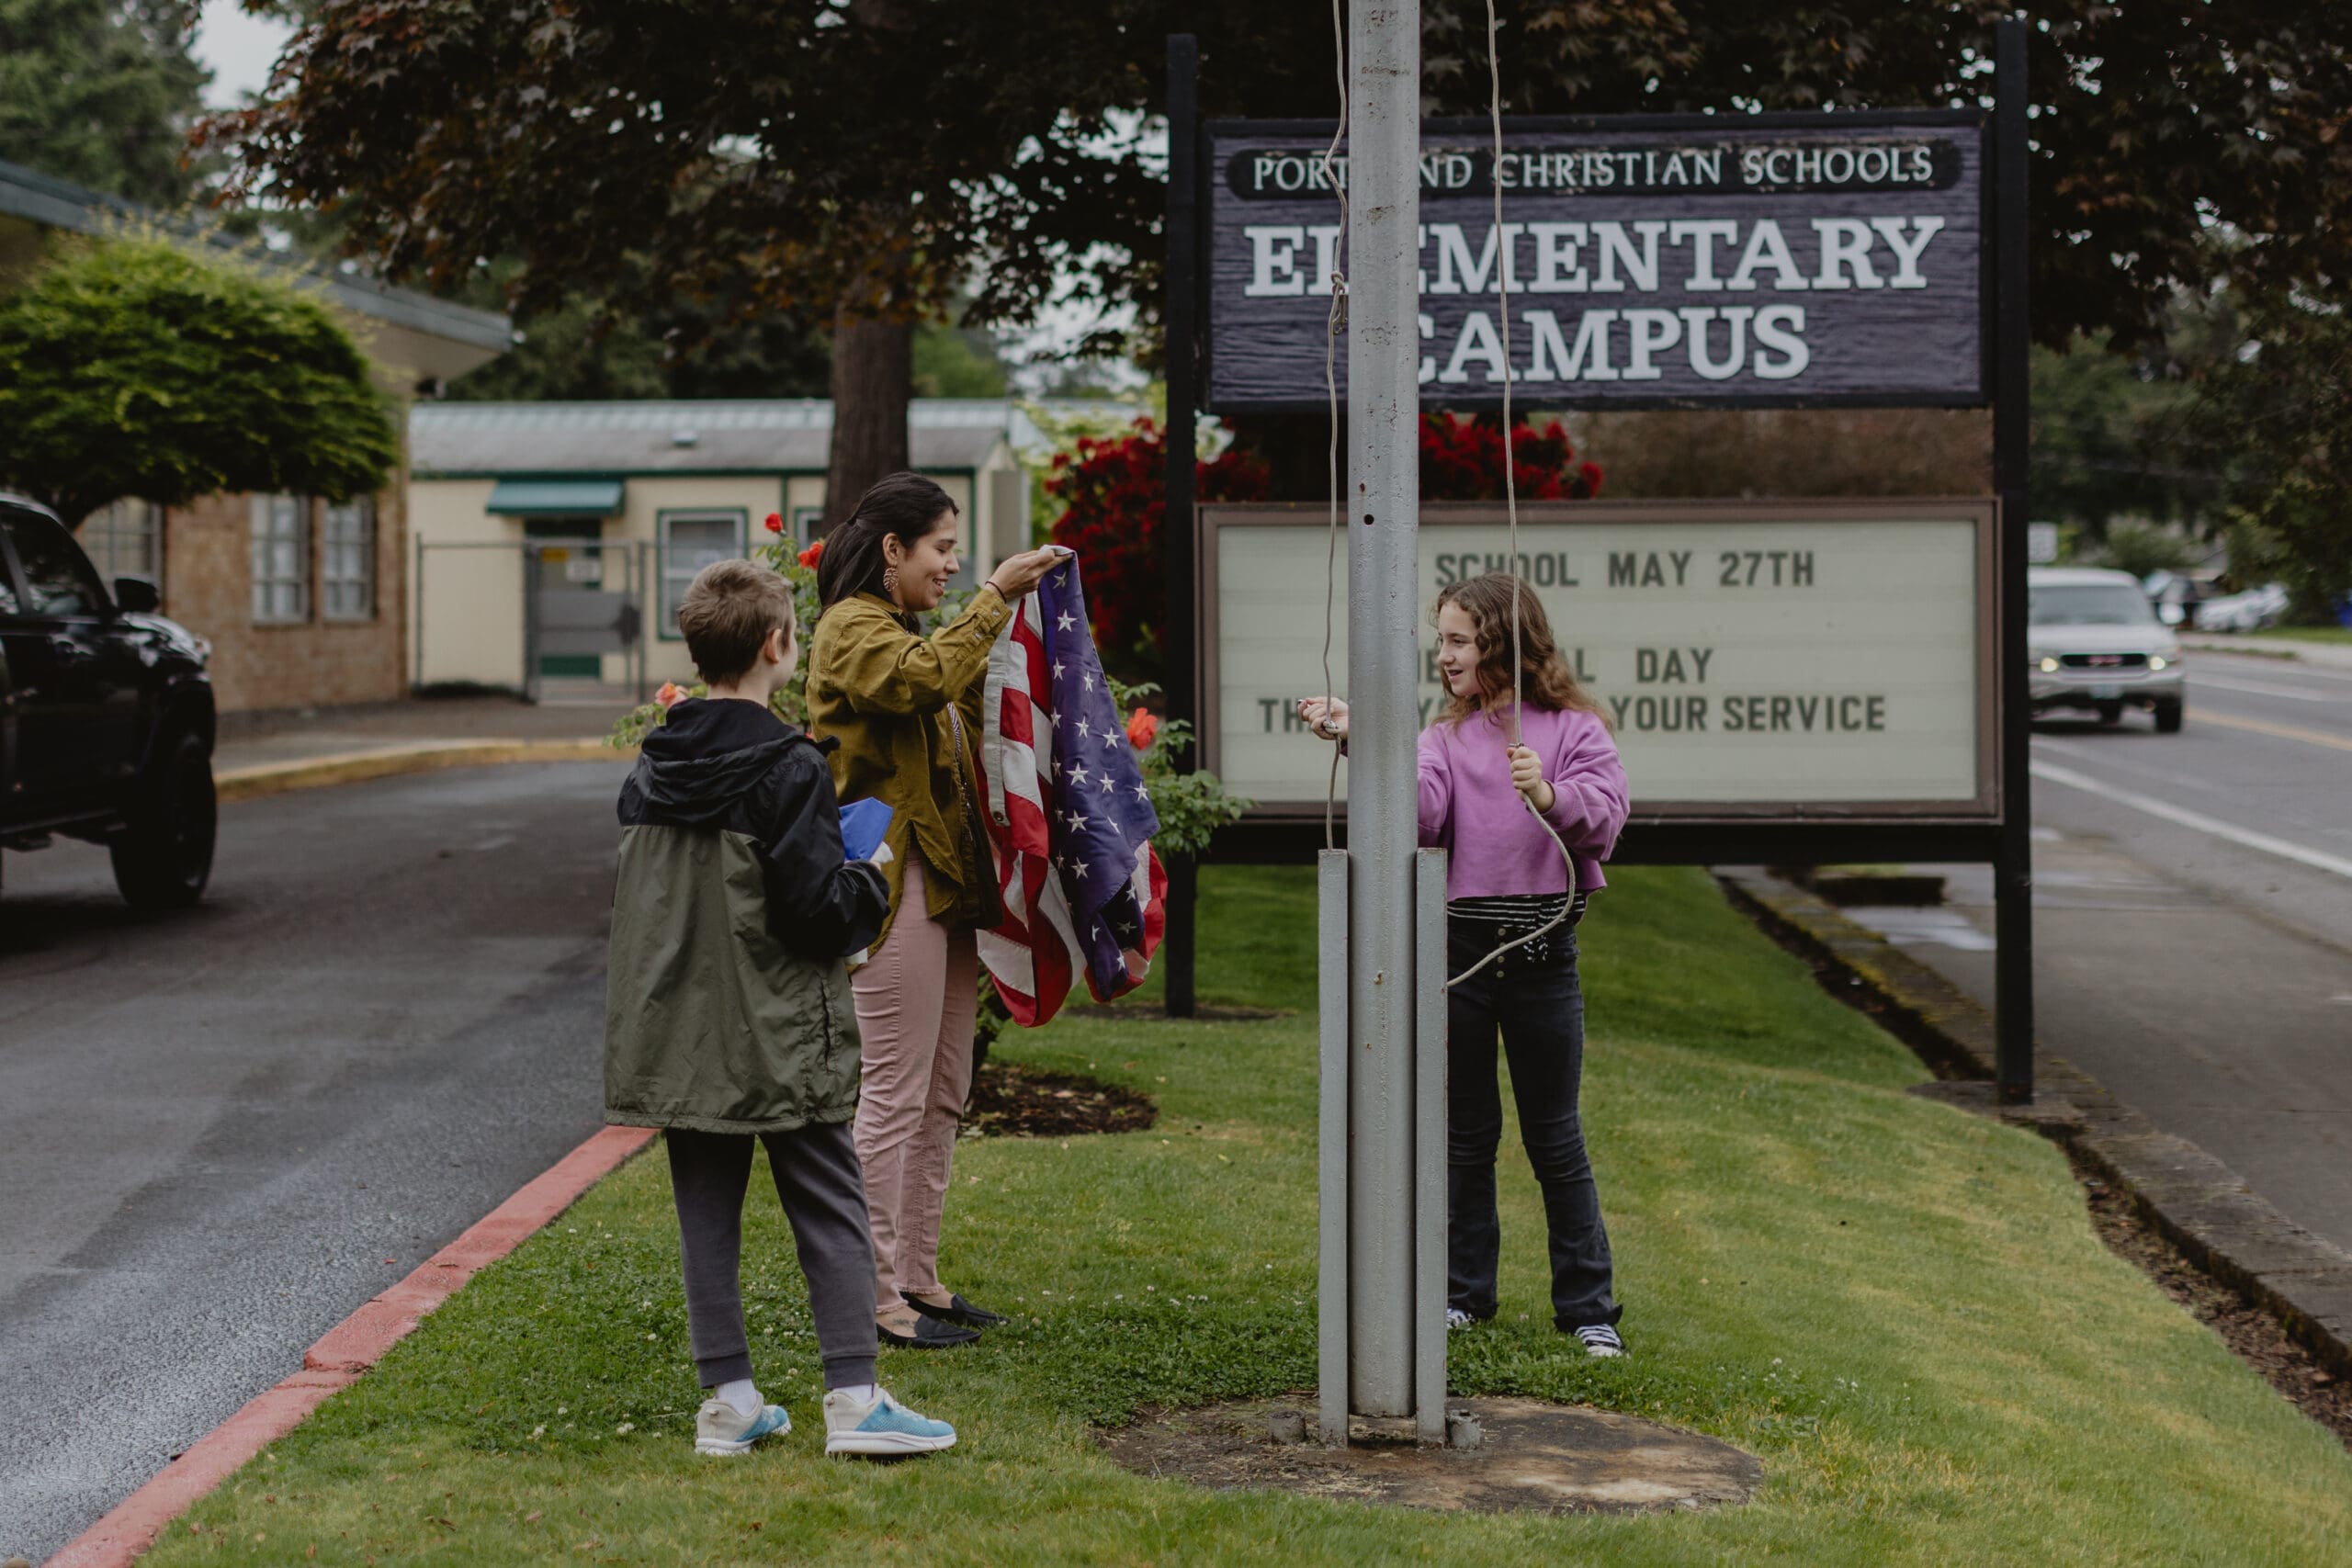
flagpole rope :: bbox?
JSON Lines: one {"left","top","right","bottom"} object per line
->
{"left": 1318, "top": 0, "right": 1349, "bottom": 852}
{"left": 1442, "top": 0, "right": 1577, "bottom": 990}
{"left": 1306, "top": 0, "right": 1577, "bottom": 986}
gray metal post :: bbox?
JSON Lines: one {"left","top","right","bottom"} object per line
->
{"left": 1413, "top": 847, "right": 1449, "bottom": 1444}
{"left": 1317, "top": 849, "right": 1351, "bottom": 1445}
{"left": 1343, "top": 0, "right": 1422, "bottom": 1419}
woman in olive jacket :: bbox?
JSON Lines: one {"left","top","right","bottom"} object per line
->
{"left": 807, "top": 471, "right": 1064, "bottom": 1349}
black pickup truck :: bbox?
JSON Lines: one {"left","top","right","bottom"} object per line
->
{"left": 0, "top": 495, "right": 216, "bottom": 908}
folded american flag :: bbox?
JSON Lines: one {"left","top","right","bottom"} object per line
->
{"left": 978, "top": 558, "right": 1166, "bottom": 1026}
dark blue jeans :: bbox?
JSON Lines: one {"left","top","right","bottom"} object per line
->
{"left": 1446, "top": 923, "right": 1620, "bottom": 1330}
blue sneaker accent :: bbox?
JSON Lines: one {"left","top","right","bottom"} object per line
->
{"left": 696, "top": 1397, "right": 791, "bottom": 1456}
{"left": 824, "top": 1388, "right": 956, "bottom": 1456}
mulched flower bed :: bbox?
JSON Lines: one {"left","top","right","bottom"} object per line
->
{"left": 964, "top": 1060, "right": 1159, "bottom": 1139}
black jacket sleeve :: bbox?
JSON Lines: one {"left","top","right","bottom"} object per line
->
{"left": 759, "top": 742, "right": 890, "bottom": 958}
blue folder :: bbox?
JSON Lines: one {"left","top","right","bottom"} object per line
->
{"left": 838, "top": 797, "right": 894, "bottom": 863}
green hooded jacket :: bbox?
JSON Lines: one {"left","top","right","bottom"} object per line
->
{"left": 603, "top": 698, "right": 888, "bottom": 1134}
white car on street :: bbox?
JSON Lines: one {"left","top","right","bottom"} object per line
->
{"left": 2193, "top": 582, "right": 2290, "bottom": 633}
{"left": 2028, "top": 567, "right": 2185, "bottom": 732}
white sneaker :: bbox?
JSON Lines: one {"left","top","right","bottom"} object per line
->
{"left": 1445, "top": 1308, "right": 1478, "bottom": 1331}
{"left": 695, "top": 1395, "right": 791, "bottom": 1456}
{"left": 1571, "top": 1323, "right": 1626, "bottom": 1359}
{"left": 823, "top": 1385, "right": 956, "bottom": 1457}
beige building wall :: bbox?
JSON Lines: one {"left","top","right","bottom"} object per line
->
{"left": 413, "top": 459, "right": 1021, "bottom": 694}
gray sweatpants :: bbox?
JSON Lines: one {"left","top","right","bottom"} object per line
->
{"left": 664, "top": 1122, "right": 879, "bottom": 1392}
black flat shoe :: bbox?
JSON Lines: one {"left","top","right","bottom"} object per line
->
{"left": 907, "top": 1292, "right": 1008, "bottom": 1329}
{"left": 877, "top": 1314, "right": 980, "bottom": 1348}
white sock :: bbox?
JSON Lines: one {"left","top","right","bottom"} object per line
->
{"left": 713, "top": 1379, "right": 761, "bottom": 1416}
{"left": 831, "top": 1382, "right": 879, "bottom": 1406}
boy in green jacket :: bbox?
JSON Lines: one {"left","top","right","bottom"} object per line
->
{"left": 605, "top": 558, "right": 957, "bottom": 1458}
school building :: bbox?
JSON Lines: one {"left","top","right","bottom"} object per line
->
{"left": 405, "top": 400, "right": 1037, "bottom": 696}
{"left": 1, "top": 157, "right": 514, "bottom": 715}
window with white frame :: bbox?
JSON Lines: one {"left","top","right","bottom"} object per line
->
{"left": 82, "top": 499, "right": 163, "bottom": 591}
{"left": 659, "top": 512, "right": 745, "bottom": 637}
{"left": 251, "top": 494, "right": 311, "bottom": 623}
{"left": 322, "top": 494, "right": 376, "bottom": 620}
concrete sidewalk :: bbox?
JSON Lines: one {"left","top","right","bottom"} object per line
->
{"left": 2181, "top": 633, "right": 2352, "bottom": 671}
{"left": 215, "top": 693, "right": 639, "bottom": 774}
{"left": 207, "top": 694, "right": 639, "bottom": 803}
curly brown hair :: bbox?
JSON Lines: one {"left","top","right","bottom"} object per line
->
{"left": 1431, "top": 572, "right": 1606, "bottom": 728}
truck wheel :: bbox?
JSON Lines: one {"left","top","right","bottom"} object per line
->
{"left": 111, "top": 732, "right": 217, "bottom": 909}
{"left": 2153, "top": 697, "right": 2185, "bottom": 735}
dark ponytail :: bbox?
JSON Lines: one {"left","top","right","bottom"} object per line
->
{"left": 816, "top": 471, "right": 960, "bottom": 627}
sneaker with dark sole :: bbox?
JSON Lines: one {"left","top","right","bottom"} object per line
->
{"left": 1569, "top": 1323, "right": 1626, "bottom": 1359}
{"left": 879, "top": 1314, "right": 980, "bottom": 1349}
{"left": 694, "top": 1396, "right": 791, "bottom": 1456}
{"left": 823, "top": 1387, "right": 956, "bottom": 1456}
{"left": 908, "top": 1292, "right": 1007, "bottom": 1328}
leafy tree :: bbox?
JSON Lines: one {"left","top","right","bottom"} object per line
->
{"left": 2028, "top": 333, "right": 2219, "bottom": 537}
{"left": 0, "top": 0, "right": 208, "bottom": 208}
{"left": 2196, "top": 287, "right": 2352, "bottom": 622}
{"left": 197, "top": 3, "right": 2352, "bottom": 538}
{"left": 0, "top": 233, "right": 398, "bottom": 525}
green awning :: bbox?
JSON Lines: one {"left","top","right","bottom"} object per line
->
{"left": 486, "top": 479, "right": 625, "bottom": 517}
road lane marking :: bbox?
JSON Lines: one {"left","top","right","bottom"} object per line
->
{"left": 2031, "top": 760, "right": 2352, "bottom": 882}
{"left": 2189, "top": 672, "right": 2340, "bottom": 702}
{"left": 2191, "top": 708, "right": 2352, "bottom": 754}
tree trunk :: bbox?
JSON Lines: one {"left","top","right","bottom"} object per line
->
{"left": 823, "top": 305, "right": 913, "bottom": 531}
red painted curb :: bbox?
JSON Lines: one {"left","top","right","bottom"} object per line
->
{"left": 45, "top": 1124, "right": 656, "bottom": 1568}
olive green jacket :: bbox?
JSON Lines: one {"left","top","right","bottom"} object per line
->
{"left": 603, "top": 698, "right": 887, "bottom": 1134}
{"left": 808, "top": 588, "right": 1014, "bottom": 952}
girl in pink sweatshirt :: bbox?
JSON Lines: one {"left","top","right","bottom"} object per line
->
{"left": 1296, "top": 571, "right": 1632, "bottom": 1355}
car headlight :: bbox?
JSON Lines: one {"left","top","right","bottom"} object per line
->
{"left": 2148, "top": 655, "right": 2168, "bottom": 671}
{"left": 2039, "top": 655, "right": 2061, "bottom": 673}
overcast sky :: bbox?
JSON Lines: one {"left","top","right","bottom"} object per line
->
{"left": 193, "top": 2, "right": 294, "bottom": 108}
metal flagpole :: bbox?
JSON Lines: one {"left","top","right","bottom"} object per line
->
{"left": 1342, "top": 0, "right": 1422, "bottom": 1421}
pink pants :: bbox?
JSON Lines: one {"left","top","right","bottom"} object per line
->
{"left": 851, "top": 859, "right": 979, "bottom": 1312}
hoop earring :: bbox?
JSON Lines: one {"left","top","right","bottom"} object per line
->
{"left": 881, "top": 564, "right": 900, "bottom": 598}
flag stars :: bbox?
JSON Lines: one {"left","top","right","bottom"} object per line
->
{"left": 1133, "top": 783, "right": 1150, "bottom": 802}
{"left": 1069, "top": 763, "right": 1090, "bottom": 787}
{"left": 1057, "top": 611, "right": 1077, "bottom": 632}
{"left": 1102, "top": 729, "right": 1121, "bottom": 751}
{"left": 1081, "top": 671, "right": 1094, "bottom": 692}
{"left": 1076, "top": 717, "right": 1091, "bottom": 740}
{"left": 1051, "top": 660, "right": 1066, "bottom": 681}
{"left": 1099, "top": 774, "right": 1115, "bottom": 794}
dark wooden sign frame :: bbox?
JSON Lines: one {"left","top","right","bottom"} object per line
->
{"left": 1159, "top": 23, "right": 2037, "bottom": 1102}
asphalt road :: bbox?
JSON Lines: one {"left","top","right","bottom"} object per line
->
{"left": 0, "top": 760, "right": 630, "bottom": 1563}
{"left": 1851, "top": 649, "right": 2352, "bottom": 1254}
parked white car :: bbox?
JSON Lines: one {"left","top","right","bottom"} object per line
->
{"left": 2193, "top": 582, "right": 2290, "bottom": 633}
{"left": 2028, "top": 567, "right": 2186, "bottom": 732}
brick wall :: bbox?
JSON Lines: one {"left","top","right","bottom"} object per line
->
{"left": 160, "top": 476, "right": 409, "bottom": 715}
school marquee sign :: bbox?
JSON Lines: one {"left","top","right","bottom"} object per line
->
{"left": 1205, "top": 113, "right": 1984, "bottom": 412}
{"left": 1197, "top": 499, "right": 1997, "bottom": 820}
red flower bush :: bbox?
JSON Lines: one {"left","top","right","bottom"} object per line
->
{"left": 1419, "top": 414, "right": 1603, "bottom": 502}
{"left": 1125, "top": 708, "right": 1159, "bottom": 750}
{"left": 1045, "top": 418, "right": 1269, "bottom": 681}
{"left": 797, "top": 538, "right": 824, "bottom": 570}
{"left": 764, "top": 511, "right": 786, "bottom": 534}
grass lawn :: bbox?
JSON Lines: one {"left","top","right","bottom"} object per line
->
{"left": 147, "top": 867, "right": 2352, "bottom": 1566}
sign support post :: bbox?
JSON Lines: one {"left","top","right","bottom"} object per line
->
{"left": 1162, "top": 33, "right": 1202, "bottom": 1020}
{"left": 1992, "top": 17, "right": 2036, "bottom": 1102}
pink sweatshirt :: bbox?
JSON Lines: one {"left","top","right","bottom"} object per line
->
{"left": 1417, "top": 704, "right": 1629, "bottom": 901}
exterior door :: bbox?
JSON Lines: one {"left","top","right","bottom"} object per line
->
{"left": 528, "top": 518, "right": 606, "bottom": 678}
